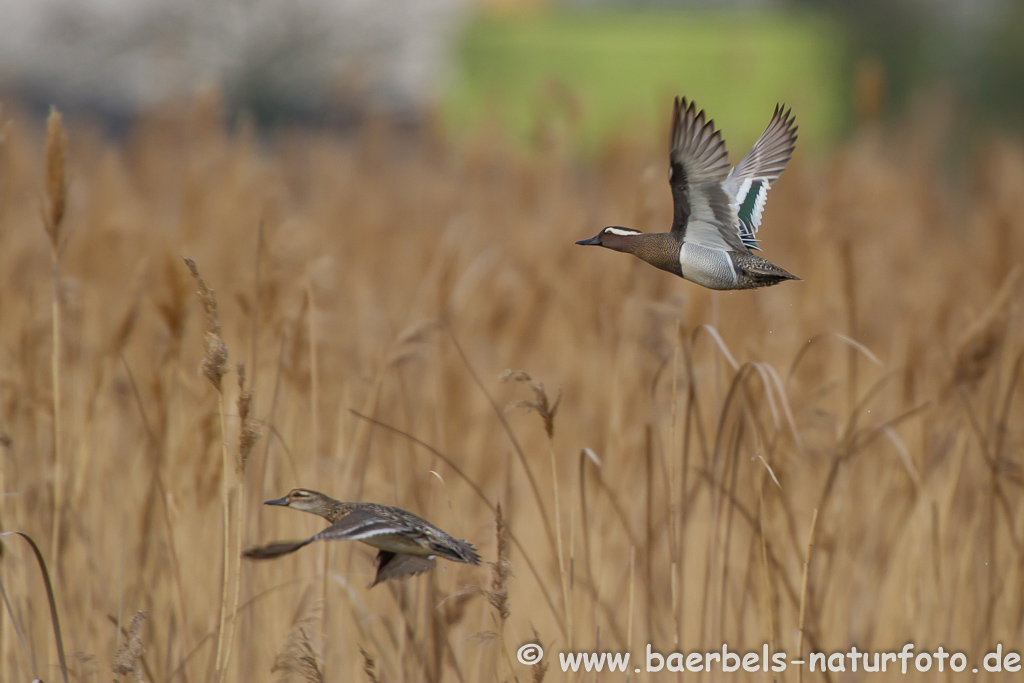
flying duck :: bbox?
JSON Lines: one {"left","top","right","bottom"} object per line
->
{"left": 243, "top": 488, "right": 481, "bottom": 587}
{"left": 577, "top": 97, "right": 799, "bottom": 290}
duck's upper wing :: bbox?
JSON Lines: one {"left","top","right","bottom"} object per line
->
{"left": 724, "top": 104, "right": 797, "bottom": 251}
{"left": 669, "top": 97, "right": 745, "bottom": 252}
{"left": 314, "top": 506, "right": 422, "bottom": 543}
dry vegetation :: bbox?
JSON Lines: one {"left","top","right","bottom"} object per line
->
{"left": 1, "top": 90, "right": 1024, "bottom": 682}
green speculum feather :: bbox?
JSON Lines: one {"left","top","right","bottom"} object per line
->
{"left": 737, "top": 179, "right": 763, "bottom": 229}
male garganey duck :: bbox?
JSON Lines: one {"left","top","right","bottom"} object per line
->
{"left": 577, "top": 97, "right": 799, "bottom": 290}
{"left": 244, "top": 488, "right": 481, "bottom": 587}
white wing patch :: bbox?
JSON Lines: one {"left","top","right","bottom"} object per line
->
{"left": 339, "top": 527, "right": 399, "bottom": 540}
{"left": 721, "top": 104, "right": 797, "bottom": 252}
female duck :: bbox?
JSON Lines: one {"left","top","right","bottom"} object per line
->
{"left": 244, "top": 488, "right": 481, "bottom": 587}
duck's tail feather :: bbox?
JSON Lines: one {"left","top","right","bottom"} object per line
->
{"left": 430, "top": 539, "right": 482, "bottom": 566}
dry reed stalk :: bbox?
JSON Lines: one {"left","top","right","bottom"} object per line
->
{"left": 577, "top": 449, "right": 596, "bottom": 623}
{"left": 359, "top": 647, "right": 380, "bottom": 682}
{"left": 488, "top": 504, "right": 518, "bottom": 680}
{"left": 758, "top": 494, "right": 779, "bottom": 672}
{"left": 388, "top": 582, "right": 433, "bottom": 683}
{"left": 0, "top": 545, "right": 39, "bottom": 678}
{"left": 949, "top": 271, "right": 1016, "bottom": 396}
{"left": 647, "top": 425, "right": 662, "bottom": 643}
{"left": 425, "top": 581, "right": 451, "bottom": 683}
{"left": 305, "top": 282, "right": 319, "bottom": 460}
{"left": 303, "top": 284, "right": 332, "bottom": 639}
{"left": 796, "top": 508, "right": 819, "bottom": 683}
{"left": 41, "top": 108, "right": 68, "bottom": 593}
{"left": 668, "top": 331, "right": 681, "bottom": 646}
{"left": 840, "top": 240, "right": 859, "bottom": 417}
{"left": 627, "top": 546, "right": 635, "bottom": 653}
{"left": 489, "top": 504, "right": 511, "bottom": 622}
{"left": 118, "top": 354, "right": 194, "bottom": 679}
{"left": 1, "top": 531, "right": 69, "bottom": 683}
{"left": 112, "top": 610, "right": 147, "bottom": 683}
{"left": 678, "top": 376, "right": 697, "bottom": 651}
{"left": 0, "top": 425, "right": 9, "bottom": 677}
{"left": 250, "top": 219, "right": 265, "bottom": 380}
{"left": 529, "top": 627, "right": 548, "bottom": 683}
{"left": 222, "top": 363, "right": 261, "bottom": 678}
{"left": 717, "top": 421, "right": 744, "bottom": 644}
{"left": 271, "top": 607, "right": 323, "bottom": 683}
{"left": 183, "top": 257, "right": 233, "bottom": 680}
{"left": 700, "top": 365, "right": 755, "bottom": 648}
{"left": 500, "top": 370, "right": 572, "bottom": 645}
{"left": 449, "top": 332, "right": 558, "bottom": 561}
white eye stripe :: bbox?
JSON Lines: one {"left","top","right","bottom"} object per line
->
{"left": 604, "top": 227, "right": 642, "bottom": 236}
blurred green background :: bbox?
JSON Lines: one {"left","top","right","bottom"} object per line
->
{"left": 444, "top": 10, "right": 847, "bottom": 148}
{"left": 440, "top": 0, "right": 1023, "bottom": 149}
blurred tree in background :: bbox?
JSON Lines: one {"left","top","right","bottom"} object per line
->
{"left": 798, "top": 0, "right": 1023, "bottom": 128}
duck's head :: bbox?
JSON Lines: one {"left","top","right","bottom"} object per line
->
{"left": 265, "top": 488, "right": 331, "bottom": 515}
{"left": 576, "top": 226, "right": 644, "bottom": 253}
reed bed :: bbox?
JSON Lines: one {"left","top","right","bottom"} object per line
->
{"left": 0, "top": 92, "right": 1023, "bottom": 681}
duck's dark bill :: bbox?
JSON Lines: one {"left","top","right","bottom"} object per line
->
{"left": 576, "top": 235, "right": 601, "bottom": 245}
{"left": 264, "top": 496, "right": 289, "bottom": 506}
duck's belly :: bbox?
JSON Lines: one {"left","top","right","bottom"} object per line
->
{"left": 679, "top": 243, "right": 738, "bottom": 290}
{"left": 360, "top": 533, "right": 430, "bottom": 556}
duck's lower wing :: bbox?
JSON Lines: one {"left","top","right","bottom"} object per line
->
{"left": 371, "top": 551, "right": 437, "bottom": 587}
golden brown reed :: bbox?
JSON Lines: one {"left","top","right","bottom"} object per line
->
{"left": 271, "top": 606, "right": 323, "bottom": 683}
{"left": 112, "top": 610, "right": 147, "bottom": 683}
{"left": 359, "top": 646, "right": 380, "bottom": 683}
{"left": 0, "top": 93, "right": 1023, "bottom": 681}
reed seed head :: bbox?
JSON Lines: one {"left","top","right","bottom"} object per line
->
{"left": 488, "top": 503, "right": 511, "bottom": 621}
{"left": 42, "top": 106, "right": 68, "bottom": 250}
{"left": 272, "top": 606, "right": 323, "bottom": 683}
{"left": 112, "top": 610, "right": 147, "bottom": 683}
{"left": 500, "top": 369, "right": 562, "bottom": 440}
{"left": 530, "top": 627, "right": 549, "bottom": 682}
{"left": 236, "top": 362, "right": 261, "bottom": 472}
{"left": 949, "top": 272, "right": 1015, "bottom": 393}
{"left": 183, "top": 257, "right": 228, "bottom": 392}
{"left": 359, "top": 647, "right": 380, "bottom": 683}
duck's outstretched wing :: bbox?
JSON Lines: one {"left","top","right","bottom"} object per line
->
{"left": 242, "top": 508, "right": 402, "bottom": 559}
{"left": 313, "top": 507, "right": 410, "bottom": 543}
{"left": 668, "top": 97, "right": 745, "bottom": 252}
{"left": 242, "top": 539, "right": 313, "bottom": 559}
{"left": 725, "top": 104, "right": 797, "bottom": 251}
